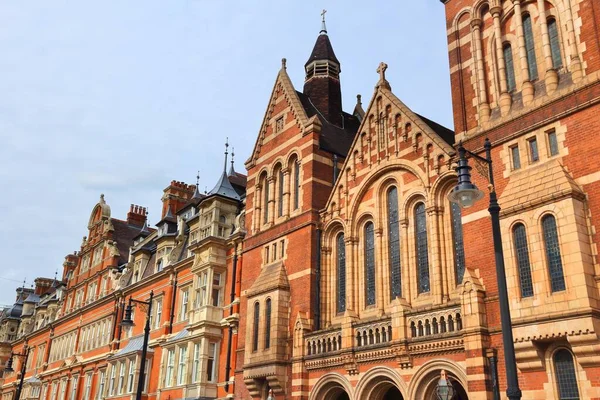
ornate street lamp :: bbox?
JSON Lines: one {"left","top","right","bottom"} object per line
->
{"left": 436, "top": 370, "right": 455, "bottom": 400}
{"left": 120, "top": 291, "right": 153, "bottom": 400}
{"left": 4, "top": 346, "right": 30, "bottom": 400}
{"left": 448, "top": 139, "right": 522, "bottom": 400}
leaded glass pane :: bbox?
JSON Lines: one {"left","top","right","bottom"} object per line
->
{"left": 415, "top": 203, "right": 430, "bottom": 293}
{"left": 513, "top": 224, "right": 534, "bottom": 297}
{"left": 278, "top": 169, "right": 284, "bottom": 217}
{"left": 263, "top": 178, "right": 269, "bottom": 224}
{"left": 548, "top": 131, "right": 559, "bottom": 156}
{"left": 542, "top": 215, "right": 566, "bottom": 292}
{"left": 294, "top": 161, "right": 300, "bottom": 210}
{"left": 511, "top": 146, "right": 521, "bottom": 170}
{"left": 529, "top": 138, "right": 539, "bottom": 162}
{"left": 451, "top": 202, "right": 466, "bottom": 284}
{"left": 364, "top": 222, "right": 376, "bottom": 306}
{"left": 523, "top": 15, "right": 538, "bottom": 80}
{"left": 504, "top": 44, "right": 517, "bottom": 92}
{"left": 554, "top": 350, "right": 580, "bottom": 399}
{"left": 265, "top": 299, "right": 271, "bottom": 349}
{"left": 387, "top": 187, "right": 402, "bottom": 299}
{"left": 337, "top": 233, "right": 346, "bottom": 313}
{"left": 252, "top": 302, "right": 260, "bottom": 351}
{"left": 548, "top": 19, "right": 563, "bottom": 69}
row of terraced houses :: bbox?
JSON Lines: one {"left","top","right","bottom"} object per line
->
{"left": 2, "top": 0, "right": 600, "bottom": 399}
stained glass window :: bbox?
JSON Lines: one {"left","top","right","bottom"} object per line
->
{"left": 252, "top": 302, "right": 260, "bottom": 351}
{"left": 387, "top": 187, "right": 402, "bottom": 299}
{"left": 451, "top": 202, "right": 466, "bottom": 284}
{"left": 265, "top": 299, "right": 271, "bottom": 349}
{"left": 523, "top": 14, "right": 538, "bottom": 80}
{"left": 548, "top": 18, "right": 563, "bottom": 69}
{"left": 542, "top": 215, "right": 566, "bottom": 292}
{"left": 504, "top": 44, "right": 516, "bottom": 92}
{"left": 415, "top": 203, "right": 430, "bottom": 293}
{"left": 364, "top": 222, "right": 376, "bottom": 306}
{"left": 294, "top": 161, "right": 300, "bottom": 210}
{"left": 278, "top": 169, "right": 284, "bottom": 217}
{"left": 337, "top": 233, "right": 346, "bottom": 313}
{"left": 548, "top": 130, "right": 559, "bottom": 156}
{"left": 513, "top": 223, "right": 534, "bottom": 297}
{"left": 554, "top": 349, "right": 580, "bottom": 399}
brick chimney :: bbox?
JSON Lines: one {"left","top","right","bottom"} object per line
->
{"left": 34, "top": 277, "right": 55, "bottom": 296}
{"left": 161, "top": 180, "right": 195, "bottom": 219}
{"left": 127, "top": 204, "right": 147, "bottom": 227}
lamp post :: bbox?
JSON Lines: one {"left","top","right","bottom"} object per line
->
{"left": 448, "top": 138, "right": 522, "bottom": 400}
{"left": 436, "top": 370, "right": 455, "bottom": 400}
{"left": 5, "top": 345, "right": 30, "bottom": 400}
{"left": 121, "top": 291, "right": 153, "bottom": 400}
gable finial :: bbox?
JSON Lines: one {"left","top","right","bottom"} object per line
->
{"left": 376, "top": 62, "right": 391, "bottom": 90}
{"left": 281, "top": 58, "right": 287, "bottom": 70}
{"left": 223, "top": 138, "right": 229, "bottom": 173}
{"left": 196, "top": 171, "right": 200, "bottom": 186}
{"left": 320, "top": 9, "right": 327, "bottom": 34}
{"left": 229, "top": 147, "right": 236, "bottom": 176}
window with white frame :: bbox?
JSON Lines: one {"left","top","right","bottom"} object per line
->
{"left": 180, "top": 288, "right": 189, "bottom": 321}
{"left": 127, "top": 359, "right": 135, "bottom": 393}
{"left": 95, "top": 370, "right": 106, "bottom": 400}
{"left": 153, "top": 298, "right": 163, "bottom": 330}
{"left": 83, "top": 373, "right": 92, "bottom": 399}
{"left": 165, "top": 349, "right": 175, "bottom": 388}
{"left": 192, "top": 342, "right": 201, "bottom": 383}
{"left": 108, "top": 364, "right": 116, "bottom": 395}
{"left": 50, "top": 381, "right": 58, "bottom": 400}
{"left": 212, "top": 272, "right": 223, "bottom": 307}
{"left": 93, "top": 246, "right": 103, "bottom": 266}
{"left": 206, "top": 342, "right": 218, "bottom": 383}
{"left": 117, "top": 361, "right": 126, "bottom": 394}
{"left": 177, "top": 346, "right": 187, "bottom": 386}
{"left": 69, "top": 376, "right": 78, "bottom": 400}
{"left": 197, "top": 271, "right": 208, "bottom": 307}
{"left": 59, "top": 379, "right": 67, "bottom": 400}
{"left": 81, "top": 254, "right": 90, "bottom": 273}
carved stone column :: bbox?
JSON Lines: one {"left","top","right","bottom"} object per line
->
{"left": 282, "top": 168, "right": 290, "bottom": 219}
{"left": 254, "top": 184, "right": 262, "bottom": 231}
{"left": 537, "top": 0, "right": 559, "bottom": 94}
{"left": 267, "top": 176, "right": 275, "bottom": 225}
{"left": 345, "top": 236, "right": 357, "bottom": 313}
{"left": 491, "top": 5, "right": 512, "bottom": 115}
{"left": 512, "top": 0, "right": 535, "bottom": 105}
{"left": 375, "top": 227, "right": 385, "bottom": 314}
{"left": 426, "top": 206, "right": 443, "bottom": 305}
{"left": 471, "top": 18, "right": 491, "bottom": 123}
{"left": 564, "top": 0, "right": 583, "bottom": 82}
{"left": 400, "top": 219, "right": 411, "bottom": 303}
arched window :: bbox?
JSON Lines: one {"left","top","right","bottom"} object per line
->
{"left": 364, "top": 222, "right": 376, "bottom": 306}
{"left": 336, "top": 233, "right": 346, "bottom": 313}
{"left": 553, "top": 349, "right": 580, "bottom": 399}
{"left": 387, "top": 187, "right": 402, "bottom": 299}
{"left": 523, "top": 14, "right": 538, "bottom": 80}
{"left": 264, "top": 299, "right": 271, "bottom": 349}
{"left": 451, "top": 202, "right": 466, "bottom": 284}
{"left": 262, "top": 175, "right": 269, "bottom": 224}
{"left": 503, "top": 44, "right": 517, "bottom": 92}
{"left": 542, "top": 215, "right": 566, "bottom": 292}
{"left": 293, "top": 160, "right": 300, "bottom": 210}
{"left": 277, "top": 168, "right": 284, "bottom": 217}
{"left": 513, "top": 223, "right": 534, "bottom": 298}
{"left": 252, "top": 302, "right": 260, "bottom": 352}
{"left": 415, "top": 203, "right": 430, "bottom": 294}
{"left": 548, "top": 18, "right": 563, "bottom": 69}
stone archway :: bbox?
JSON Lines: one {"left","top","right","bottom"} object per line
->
{"left": 418, "top": 371, "right": 469, "bottom": 400}
{"left": 309, "top": 373, "right": 353, "bottom": 400}
{"left": 355, "top": 366, "right": 407, "bottom": 400}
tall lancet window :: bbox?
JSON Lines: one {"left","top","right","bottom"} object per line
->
{"left": 513, "top": 223, "right": 534, "bottom": 298}
{"left": 542, "top": 215, "right": 566, "bottom": 292}
{"left": 294, "top": 160, "right": 300, "bottom": 210}
{"left": 415, "top": 203, "right": 430, "bottom": 293}
{"left": 523, "top": 14, "right": 538, "bottom": 80}
{"left": 263, "top": 177, "right": 269, "bottom": 224}
{"left": 504, "top": 44, "right": 517, "bottom": 92}
{"left": 387, "top": 187, "right": 402, "bottom": 299}
{"left": 264, "top": 299, "right": 271, "bottom": 349}
{"left": 451, "top": 202, "right": 466, "bottom": 284}
{"left": 336, "top": 233, "right": 346, "bottom": 313}
{"left": 252, "top": 302, "right": 260, "bottom": 352}
{"left": 277, "top": 168, "right": 284, "bottom": 217}
{"left": 554, "top": 349, "right": 580, "bottom": 399}
{"left": 364, "top": 222, "right": 376, "bottom": 306}
{"left": 548, "top": 18, "right": 563, "bottom": 69}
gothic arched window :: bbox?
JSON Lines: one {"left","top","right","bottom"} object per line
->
{"left": 548, "top": 18, "right": 563, "bottom": 69}
{"left": 523, "top": 14, "right": 538, "bottom": 80}
{"left": 387, "top": 187, "right": 402, "bottom": 299}
{"left": 277, "top": 168, "right": 284, "bottom": 217}
{"left": 513, "top": 223, "right": 534, "bottom": 298}
{"left": 294, "top": 160, "right": 300, "bottom": 210}
{"left": 542, "top": 215, "right": 566, "bottom": 292}
{"left": 451, "top": 202, "right": 466, "bottom": 284}
{"left": 252, "top": 302, "right": 260, "bottom": 352}
{"left": 553, "top": 349, "right": 580, "bottom": 399}
{"left": 262, "top": 175, "right": 269, "bottom": 224}
{"left": 415, "top": 203, "right": 430, "bottom": 294}
{"left": 264, "top": 299, "right": 271, "bottom": 349}
{"left": 336, "top": 233, "right": 346, "bottom": 313}
{"left": 364, "top": 221, "right": 376, "bottom": 306}
{"left": 503, "top": 43, "right": 517, "bottom": 92}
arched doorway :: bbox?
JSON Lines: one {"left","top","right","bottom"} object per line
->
{"left": 419, "top": 370, "right": 469, "bottom": 400}
{"left": 309, "top": 373, "right": 353, "bottom": 400}
{"left": 382, "top": 386, "right": 403, "bottom": 399}
{"left": 362, "top": 380, "right": 405, "bottom": 399}
{"left": 334, "top": 392, "right": 350, "bottom": 400}
{"left": 354, "top": 366, "right": 407, "bottom": 400}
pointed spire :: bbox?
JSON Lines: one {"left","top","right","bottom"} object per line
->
{"left": 192, "top": 171, "right": 202, "bottom": 199}
{"left": 320, "top": 9, "right": 327, "bottom": 35}
{"left": 228, "top": 147, "right": 236, "bottom": 176}
{"left": 223, "top": 138, "right": 229, "bottom": 173}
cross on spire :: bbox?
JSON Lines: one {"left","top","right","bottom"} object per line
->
{"left": 320, "top": 9, "right": 327, "bottom": 34}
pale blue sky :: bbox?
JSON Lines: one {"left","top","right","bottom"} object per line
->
{"left": 0, "top": 1, "right": 452, "bottom": 306}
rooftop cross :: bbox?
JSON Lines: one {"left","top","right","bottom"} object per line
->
{"left": 377, "top": 62, "right": 388, "bottom": 82}
{"left": 320, "top": 9, "right": 327, "bottom": 34}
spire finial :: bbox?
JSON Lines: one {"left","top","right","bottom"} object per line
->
{"left": 357, "top": 94, "right": 362, "bottom": 106}
{"left": 320, "top": 9, "right": 327, "bottom": 34}
{"left": 223, "top": 138, "right": 229, "bottom": 172}
{"left": 281, "top": 58, "right": 287, "bottom": 70}
{"left": 229, "top": 147, "right": 236, "bottom": 176}
{"left": 196, "top": 171, "right": 200, "bottom": 186}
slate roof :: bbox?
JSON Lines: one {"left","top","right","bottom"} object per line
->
{"left": 296, "top": 91, "right": 361, "bottom": 157}
{"left": 416, "top": 113, "right": 455, "bottom": 146}
{"left": 228, "top": 172, "right": 247, "bottom": 198}
{"left": 305, "top": 33, "right": 339, "bottom": 66}
{"left": 209, "top": 171, "right": 241, "bottom": 201}
{"left": 111, "top": 218, "right": 143, "bottom": 265}
{"left": 109, "top": 335, "right": 153, "bottom": 359}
